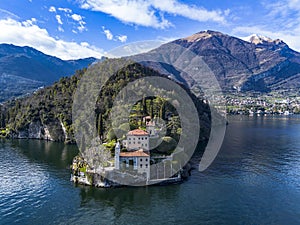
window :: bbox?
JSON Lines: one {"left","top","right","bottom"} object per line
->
{"left": 141, "top": 137, "right": 143, "bottom": 140}
{"left": 142, "top": 144, "right": 143, "bottom": 146}
{"left": 145, "top": 144, "right": 147, "bottom": 147}
{"left": 145, "top": 164, "right": 148, "bottom": 168}
{"left": 140, "top": 164, "right": 143, "bottom": 168}
{"left": 140, "top": 158, "right": 142, "bottom": 161}
{"left": 129, "top": 142, "right": 131, "bottom": 144}
{"left": 129, "top": 138, "right": 131, "bottom": 140}
{"left": 145, "top": 158, "right": 148, "bottom": 162}
{"left": 133, "top": 138, "right": 135, "bottom": 140}
{"left": 145, "top": 137, "right": 147, "bottom": 140}
{"left": 133, "top": 142, "right": 135, "bottom": 144}
{"left": 138, "top": 137, "right": 140, "bottom": 140}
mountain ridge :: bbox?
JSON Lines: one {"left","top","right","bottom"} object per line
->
{"left": 1, "top": 30, "right": 300, "bottom": 142}
{"left": 140, "top": 30, "right": 300, "bottom": 94}
{"left": 0, "top": 43, "right": 98, "bottom": 102}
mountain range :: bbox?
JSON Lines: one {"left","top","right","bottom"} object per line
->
{"left": 139, "top": 30, "right": 300, "bottom": 94}
{"left": 1, "top": 30, "right": 300, "bottom": 103}
{"left": 0, "top": 44, "right": 98, "bottom": 102}
{"left": 1, "top": 30, "right": 300, "bottom": 142}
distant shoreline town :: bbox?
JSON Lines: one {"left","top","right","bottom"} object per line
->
{"left": 226, "top": 92, "right": 300, "bottom": 115}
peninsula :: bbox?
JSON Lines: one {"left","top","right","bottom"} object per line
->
{"left": 71, "top": 117, "right": 188, "bottom": 187}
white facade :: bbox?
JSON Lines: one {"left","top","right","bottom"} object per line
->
{"left": 115, "top": 124, "right": 156, "bottom": 180}
{"left": 123, "top": 129, "right": 149, "bottom": 151}
{"left": 118, "top": 149, "right": 150, "bottom": 179}
{"left": 126, "top": 134, "right": 149, "bottom": 151}
{"left": 136, "top": 156, "right": 150, "bottom": 176}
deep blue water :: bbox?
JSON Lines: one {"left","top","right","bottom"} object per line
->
{"left": 0, "top": 115, "right": 300, "bottom": 225}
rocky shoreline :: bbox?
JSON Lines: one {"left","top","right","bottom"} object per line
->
{"left": 71, "top": 155, "right": 193, "bottom": 188}
{"left": 1, "top": 120, "right": 75, "bottom": 144}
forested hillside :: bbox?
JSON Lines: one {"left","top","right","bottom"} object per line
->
{"left": 0, "top": 59, "right": 211, "bottom": 145}
{"left": 0, "top": 43, "right": 97, "bottom": 102}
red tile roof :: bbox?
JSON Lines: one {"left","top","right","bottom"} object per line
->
{"left": 127, "top": 129, "right": 149, "bottom": 136}
{"left": 120, "top": 149, "right": 150, "bottom": 157}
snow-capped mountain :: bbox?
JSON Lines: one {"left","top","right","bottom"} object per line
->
{"left": 139, "top": 30, "right": 300, "bottom": 93}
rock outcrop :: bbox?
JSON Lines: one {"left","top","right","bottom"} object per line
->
{"left": 11, "top": 120, "right": 72, "bottom": 143}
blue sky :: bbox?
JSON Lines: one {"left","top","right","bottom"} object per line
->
{"left": 0, "top": 0, "right": 299, "bottom": 59}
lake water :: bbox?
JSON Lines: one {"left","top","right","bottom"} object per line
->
{"left": 1, "top": 115, "right": 300, "bottom": 225}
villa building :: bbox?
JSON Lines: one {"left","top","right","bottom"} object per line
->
{"left": 72, "top": 119, "right": 183, "bottom": 188}
{"left": 115, "top": 117, "right": 165, "bottom": 180}
{"left": 117, "top": 118, "right": 157, "bottom": 179}
{"left": 122, "top": 129, "right": 150, "bottom": 151}
{"left": 115, "top": 141, "right": 150, "bottom": 179}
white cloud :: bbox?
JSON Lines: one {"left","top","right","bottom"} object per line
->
{"left": 58, "top": 26, "right": 64, "bottom": 32}
{"left": 0, "top": 18, "right": 103, "bottom": 59}
{"left": 77, "top": 21, "right": 87, "bottom": 32}
{"left": 117, "top": 35, "right": 127, "bottom": 43}
{"left": 151, "top": 0, "right": 226, "bottom": 23}
{"left": 55, "top": 15, "right": 63, "bottom": 25}
{"left": 71, "top": 14, "right": 83, "bottom": 21}
{"left": 70, "top": 14, "right": 87, "bottom": 32}
{"left": 101, "top": 26, "right": 128, "bottom": 43}
{"left": 224, "top": 9, "right": 231, "bottom": 17}
{"left": 288, "top": 0, "right": 300, "bottom": 10}
{"left": 102, "top": 26, "right": 113, "bottom": 40}
{"left": 80, "top": 42, "right": 90, "bottom": 47}
{"left": 0, "top": 9, "right": 20, "bottom": 19}
{"left": 79, "top": 0, "right": 227, "bottom": 29}
{"left": 49, "top": 6, "right": 56, "bottom": 13}
{"left": 264, "top": 0, "right": 300, "bottom": 15}
{"left": 50, "top": 7, "right": 87, "bottom": 33}
{"left": 58, "top": 7, "right": 72, "bottom": 13}
{"left": 22, "top": 18, "right": 37, "bottom": 27}
{"left": 231, "top": 0, "right": 300, "bottom": 52}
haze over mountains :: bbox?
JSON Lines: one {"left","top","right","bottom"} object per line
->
{"left": 0, "top": 44, "right": 97, "bottom": 102}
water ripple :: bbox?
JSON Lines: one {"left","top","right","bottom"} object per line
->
{"left": 0, "top": 142, "right": 51, "bottom": 224}
{"left": 1, "top": 116, "right": 300, "bottom": 225}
